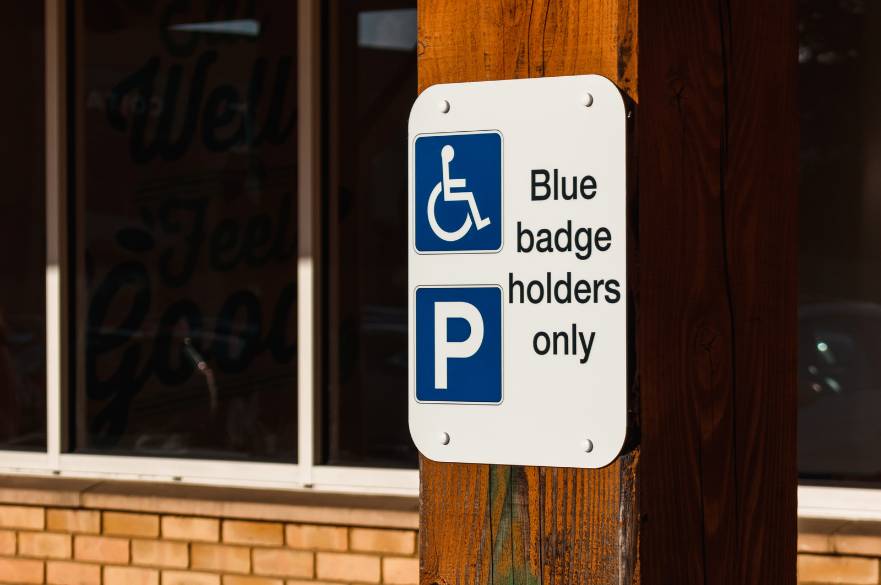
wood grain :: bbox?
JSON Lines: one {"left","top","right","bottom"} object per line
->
{"left": 727, "top": 0, "right": 798, "bottom": 581}
{"left": 638, "top": 0, "right": 797, "bottom": 582}
{"left": 418, "top": 1, "right": 639, "bottom": 584}
{"left": 418, "top": 0, "right": 796, "bottom": 583}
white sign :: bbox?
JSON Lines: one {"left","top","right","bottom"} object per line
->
{"left": 408, "top": 75, "right": 628, "bottom": 468}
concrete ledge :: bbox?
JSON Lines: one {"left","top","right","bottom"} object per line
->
{"left": 0, "top": 476, "right": 99, "bottom": 507}
{"left": 0, "top": 476, "right": 419, "bottom": 529}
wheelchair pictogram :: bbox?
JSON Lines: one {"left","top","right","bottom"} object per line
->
{"left": 414, "top": 131, "right": 502, "bottom": 253}
{"left": 427, "top": 145, "right": 492, "bottom": 242}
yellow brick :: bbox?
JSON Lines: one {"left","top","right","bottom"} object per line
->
{"left": 104, "top": 512, "right": 160, "bottom": 537}
{"left": 285, "top": 525, "right": 347, "bottom": 551}
{"left": 222, "top": 577, "right": 282, "bottom": 585}
{"left": 162, "top": 516, "right": 219, "bottom": 542}
{"left": 132, "top": 539, "right": 189, "bottom": 568}
{"left": 252, "top": 548, "right": 313, "bottom": 578}
{"left": 105, "top": 566, "right": 159, "bottom": 585}
{"left": 0, "top": 557, "right": 43, "bottom": 584}
{"left": 350, "top": 528, "right": 414, "bottom": 555}
{"left": 316, "top": 552, "right": 380, "bottom": 583}
{"left": 161, "top": 570, "right": 221, "bottom": 585}
{"left": 0, "top": 505, "right": 44, "bottom": 530}
{"left": 798, "top": 532, "right": 831, "bottom": 554}
{"left": 19, "top": 532, "right": 72, "bottom": 559}
{"left": 74, "top": 535, "right": 130, "bottom": 564}
{"left": 834, "top": 532, "right": 881, "bottom": 557}
{"left": 798, "top": 554, "right": 879, "bottom": 584}
{"left": 383, "top": 557, "right": 419, "bottom": 585}
{"left": 47, "top": 510, "right": 100, "bottom": 534}
{"left": 0, "top": 529, "right": 16, "bottom": 555}
{"left": 46, "top": 560, "right": 99, "bottom": 585}
{"left": 223, "top": 520, "right": 284, "bottom": 546}
{"left": 284, "top": 581, "right": 345, "bottom": 585}
{"left": 191, "top": 543, "right": 251, "bottom": 573}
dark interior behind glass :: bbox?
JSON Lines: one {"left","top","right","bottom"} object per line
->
{"left": 0, "top": 3, "right": 46, "bottom": 451}
{"left": 799, "top": 0, "right": 881, "bottom": 482}
{"left": 322, "top": 1, "right": 418, "bottom": 467}
{"left": 71, "top": 0, "right": 298, "bottom": 462}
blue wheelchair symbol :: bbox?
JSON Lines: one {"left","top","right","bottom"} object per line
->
{"left": 415, "top": 286, "right": 502, "bottom": 403}
{"left": 414, "top": 132, "right": 502, "bottom": 252}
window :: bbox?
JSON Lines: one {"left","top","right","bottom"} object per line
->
{"left": 0, "top": 0, "right": 417, "bottom": 494}
{"left": 323, "top": 1, "right": 418, "bottom": 469}
{"left": 0, "top": 3, "right": 46, "bottom": 452}
{"left": 799, "top": 0, "right": 881, "bottom": 486}
{"left": 71, "top": 0, "right": 299, "bottom": 462}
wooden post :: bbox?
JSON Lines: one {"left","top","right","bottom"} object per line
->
{"left": 417, "top": 0, "right": 797, "bottom": 584}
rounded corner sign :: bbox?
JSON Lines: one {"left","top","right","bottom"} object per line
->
{"left": 408, "top": 74, "right": 628, "bottom": 469}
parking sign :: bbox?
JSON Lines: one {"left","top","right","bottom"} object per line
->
{"left": 415, "top": 286, "right": 502, "bottom": 403}
{"left": 409, "top": 75, "right": 628, "bottom": 469}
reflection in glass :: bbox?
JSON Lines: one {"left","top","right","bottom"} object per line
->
{"left": 0, "top": 3, "right": 46, "bottom": 451}
{"left": 323, "top": 1, "right": 418, "bottom": 467}
{"left": 799, "top": 0, "right": 881, "bottom": 482}
{"left": 72, "top": 0, "right": 298, "bottom": 461}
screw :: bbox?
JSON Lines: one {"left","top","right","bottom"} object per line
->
{"left": 440, "top": 432, "right": 451, "bottom": 445}
{"left": 583, "top": 439, "right": 594, "bottom": 453}
{"left": 582, "top": 93, "right": 594, "bottom": 107}
{"left": 439, "top": 99, "right": 451, "bottom": 113}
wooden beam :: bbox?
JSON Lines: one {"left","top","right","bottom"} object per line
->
{"left": 417, "top": 0, "right": 796, "bottom": 583}
{"left": 417, "top": 1, "right": 639, "bottom": 583}
{"left": 638, "top": 0, "right": 798, "bottom": 582}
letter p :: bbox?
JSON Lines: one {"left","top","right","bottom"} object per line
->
{"left": 434, "top": 302, "right": 484, "bottom": 389}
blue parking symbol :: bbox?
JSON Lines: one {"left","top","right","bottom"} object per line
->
{"left": 414, "top": 132, "right": 502, "bottom": 253}
{"left": 415, "top": 286, "right": 502, "bottom": 403}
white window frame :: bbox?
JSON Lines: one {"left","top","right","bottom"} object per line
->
{"left": 798, "top": 486, "right": 881, "bottom": 522}
{"left": 0, "top": 0, "right": 418, "bottom": 497}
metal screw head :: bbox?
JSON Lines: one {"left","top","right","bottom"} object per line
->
{"left": 439, "top": 432, "right": 451, "bottom": 445}
{"left": 582, "top": 93, "right": 594, "bottom": 107}
{"left": 582, "top": 439, "right": 594, "bottom": 453}
{"left": 439, "top": 99, "right": 451, "bottom": 113}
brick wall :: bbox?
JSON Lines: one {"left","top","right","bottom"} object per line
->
{"left": 3, "top": 504, "right": 867, "bottom": 585}
{"left": 0, "top": 503, "right": 418, "bottom": 585}
{"left": 798, "top": 519, "right": 881, "bottom": 585}
{"left": 2, "top": 478, "right": 875, "bottom": 585}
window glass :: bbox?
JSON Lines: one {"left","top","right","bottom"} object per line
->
{"left": 72, "top": 0, "right": 298, "bottom": 462}
{"left": 322, "top": 1, "right": 418, "bottom": 467}
{"left": 799, "top": 0, "right": 881, "bottom": 481}
{"left": 0, "top": 3, "right": 46, "bottom": 451}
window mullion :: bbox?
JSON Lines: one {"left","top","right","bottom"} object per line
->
{"left": 297, "top": 0, "right": 322, "bottom": 484}
{"left": 44, "top": 0, "right": 67, "bottom": 469}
